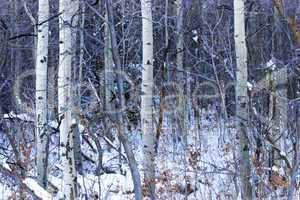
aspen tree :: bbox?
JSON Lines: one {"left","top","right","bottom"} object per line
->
{"left": 141, "top": 0, "right": 155, "bottom": 199}
{"left": 234, "top": 0, "right": 252, "bottom": 198}
{"left": 36, "top": 0, "right": 49, "bottom": 188}
{"left": 58, "top": 0, "right": 79, "bottom": 198}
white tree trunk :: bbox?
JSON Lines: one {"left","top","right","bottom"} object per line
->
{"left": 36, "top": 0, "right": 49, "bottom": 188}
{"left": 234, "top": 0, "right": 252, "bottom": 199}
{"left": 141, "top": 0, "right": 155, "bottom": 199}
{"left": 58, "top": 0, "right": 78, "bottom": 199}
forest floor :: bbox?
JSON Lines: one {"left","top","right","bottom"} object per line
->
{"left": 0, "top": 111, "right": 298, "bottom": 199}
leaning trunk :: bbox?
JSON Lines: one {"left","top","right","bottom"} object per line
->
{"left": 105, "top": 12, "right": 114, "bottom": 114}
{"left": 105, "top": 1, "right": 142, "bottom": 199}
{"left": 104, "top": 10, "right": 115, "bottom": 144}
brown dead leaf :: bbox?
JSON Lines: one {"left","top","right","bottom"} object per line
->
{"left": 270, "top": 174, "right": 289, "bottom": 188}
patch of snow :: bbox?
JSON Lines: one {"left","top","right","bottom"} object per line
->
{"left": 280, "top": 151, "right": 286, "bottom": 157}
{"left": 23, "top": 178, "right": 53, "bottom": 200}
{"left": 50, "top": 172, "right": 134, "bottom": 200}
{"left": 48, "top": 120, "right": 59, "bottom": 129}
{"left": 266, "top": 59, "right": 276, "bottom": 70}
{"left": 279, "top": 167, "right": 285, "bottom": 176}
{"left": 247, "top": 81, "right": 253, "bottom": 91}
{"left": 272, "top": 165, "right": 279, "bottom": 173}
{"left": 3, "top": 112, "right": 33, "bottom": 122}
{"left": 192, "top": 35, "right": 198, "bottom": 42}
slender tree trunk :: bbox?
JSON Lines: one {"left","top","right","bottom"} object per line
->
{"left": 11, "top": 2, "right": 24, "bottom": 169}
{"left": 58, "top": 0, "right": 79, "bottom": 199}
{"left": 176, "top": 0, "right": 188, "bottom": 146}
{"left": 78, "top": 1, "right": 85, "bottom": 99}
{"left": 155, "top": 0, "right": 169, "bottom": 152}
{"left": 288, "top": 95, "right": 300, "bottom": 200}
{"left": 36, "top": 0, "right": 49, "bottom": 188}
{"left": 104, "top": 9, "right": 116, "bottom": 150}
{"left": 288, "top": 5, "right": 300, "bottom": 199}
{"left": 164, "top": 0, "right": 170, "bottom": 81}
{"left": 274, "top": 4, "right": 300, "bottom": 197}
{"left": 11, "top": 0, "right": 21, "bottom": 112}
{"left": 72, "top": 0, "right": 83, "bottom": 175}
{"left": 274, "top": 70, "right": 288, "bottom": 152}
{"left": 270, "top": 5, "right": 288, "bottom": 169}
{"left": 104, "top": 12, "right": 114, "bottom": 115}
{"left": 141, "top": 0, "right": 155, "bottom": 199}
{"left": 234, "top": 0, "right": 252, "bottom": 199}
{"left": 266, "top": 8, "right": 288, "bottom": 189}
{"left": 105, "top": 1, "right": 142, "bottom": 199}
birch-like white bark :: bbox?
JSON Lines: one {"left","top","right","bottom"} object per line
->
{"left": 141, "top": 0, "right": 155, "bottom": 198}
{"left": 234, "top": 0, "right": 252, "bottom": 199}
{"left": 36, "top": 0, "right": 49, "bottom": 188}
{"left": 58, "top": 0, "right": 79, "bottom": 199}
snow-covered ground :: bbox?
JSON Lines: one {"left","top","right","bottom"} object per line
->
{"left": 0, "top": 110, "right": 298, "bottom": 199}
